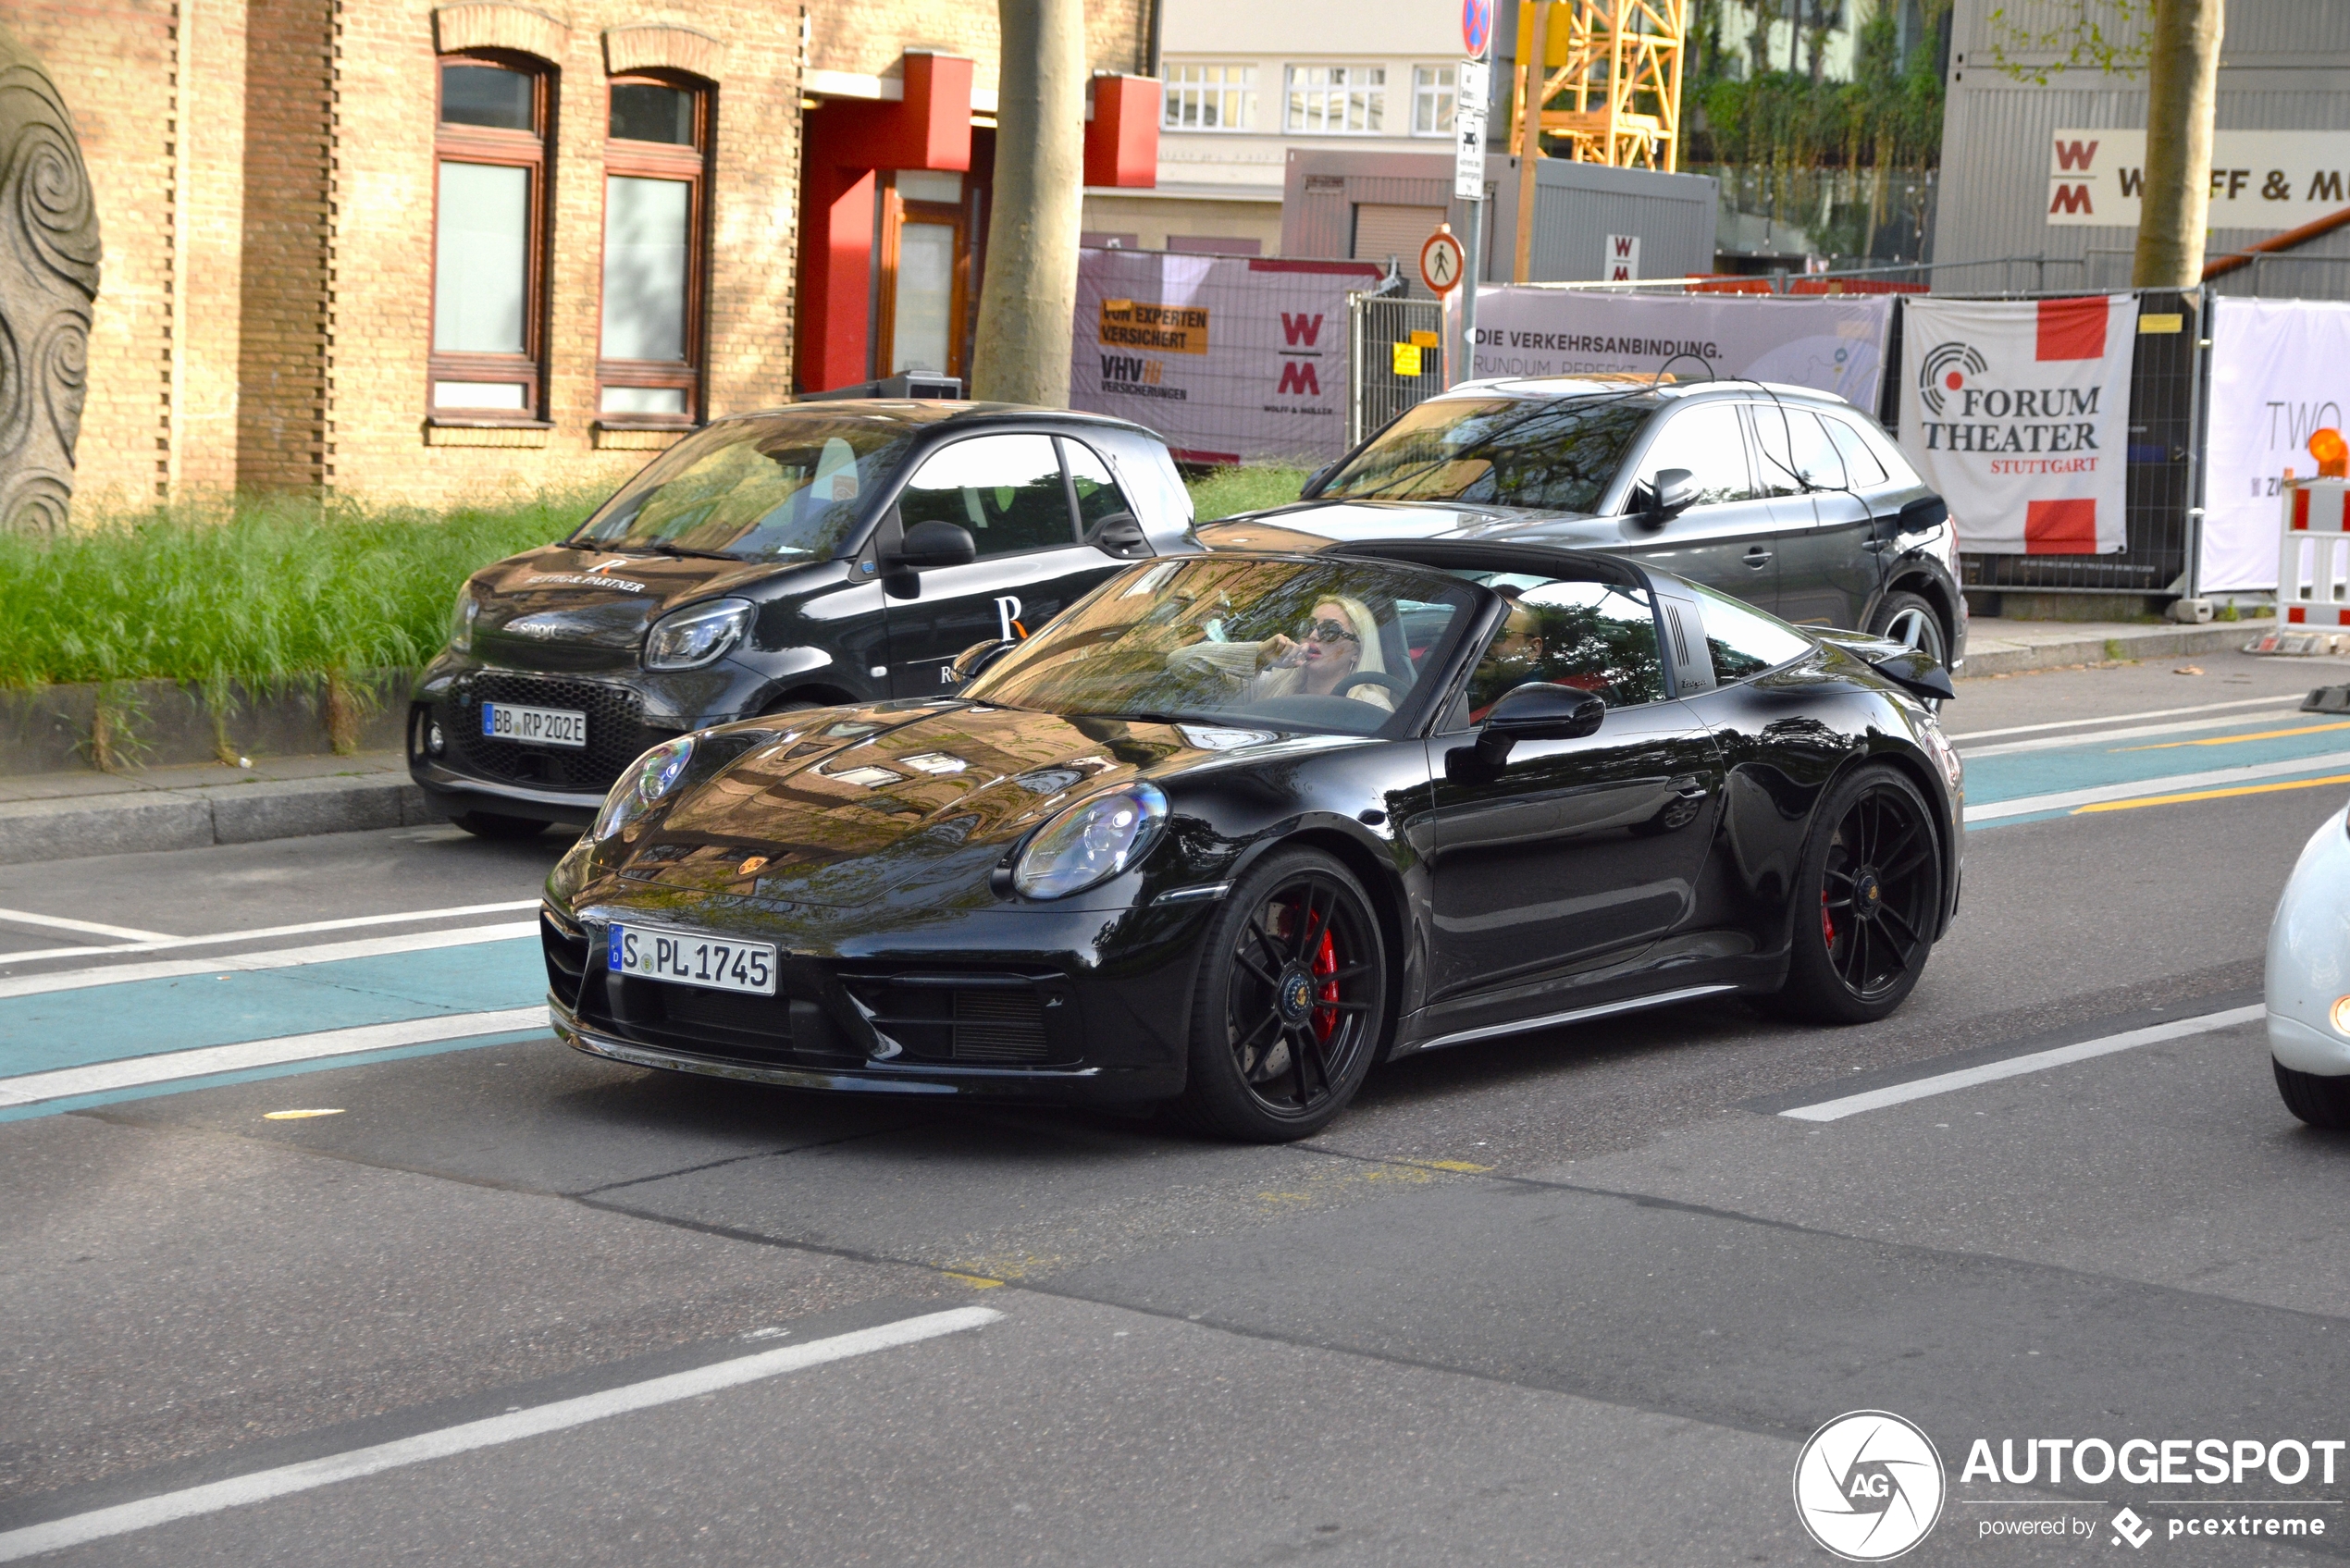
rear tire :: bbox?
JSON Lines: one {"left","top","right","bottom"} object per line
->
{"left": 2274, "top": 1059, "right": 2350, "bottom": 1129}
{"left": 1169, "top": 848, "right": 1389, "bottom": 1142}
{"left": 1868, "top": 589, "right": 1949, "bottom": 667}
{"left": 1763, "top": 764, "right": 1942, "bottom": 1025}
{"left": 448, "top": 809, "right": 550, "bottom": 841}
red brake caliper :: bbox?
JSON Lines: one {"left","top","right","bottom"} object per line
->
{"left": 1821, "top": 891, "right": 1837, "bottom": 949}
{"left": 1312, "top": 929, "right": 1340, "bottom": 1041}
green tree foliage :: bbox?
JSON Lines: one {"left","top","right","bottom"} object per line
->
{"left": 1688, "top": 0, "right": 1948, "bottom": 175}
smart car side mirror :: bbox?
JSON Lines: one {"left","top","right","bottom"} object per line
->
{"left": 891, "top": 519, "right": 978, "bottom": 571}
{"left": 948, "top": 636, "right": 1020, "bottom": 685}
{"left": 1471, "top": 682, "right": 1606, "bottom": 765}
{"left": 1647, "top": 468, "right": 1699, "bottom": 525}
{"left": 1088, "top": 512, "right": 1151, "bottom": 558}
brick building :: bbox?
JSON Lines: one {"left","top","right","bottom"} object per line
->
{"left": 19, "top": 0, "right": 1154, "bottom": 514}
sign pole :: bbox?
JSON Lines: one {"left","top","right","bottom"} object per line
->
{"left": 1454, "top": 0, "right": 1492, "bottom": 389}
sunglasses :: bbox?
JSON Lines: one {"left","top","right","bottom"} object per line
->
{"left": 1303, "top": 617, "right": 1360, "bottom": 644}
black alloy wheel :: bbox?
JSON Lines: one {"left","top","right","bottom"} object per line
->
{"left": 1766, "top": 765, "right": 1942, "bottom": 1024}
{"left": 1173, "top": 848, "right": 1388, "bottom": 1141}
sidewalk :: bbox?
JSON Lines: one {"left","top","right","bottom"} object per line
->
{"left": 0, "top": 751, "right": 439, "bottom": 865}
{"left": 1957, "top": 616, "right": 2264, "bottom": 679}
{"left": 0, "top": 616, "right": 2284, "bottom": 865}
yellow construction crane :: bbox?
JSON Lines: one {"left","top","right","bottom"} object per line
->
{"left": 1507, "top": 0, "right": 1688, "bottom": 172}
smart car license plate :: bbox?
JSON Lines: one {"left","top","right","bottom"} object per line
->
{"left": 608, "top": 923, "right": 777, "bottom": 995}
{"left": 481, "top": 701, "right": 587, "bottom": 748}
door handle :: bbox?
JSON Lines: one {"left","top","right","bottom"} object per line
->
{"left": 1743, "top": 546, "right": 1772, "bottom": 567}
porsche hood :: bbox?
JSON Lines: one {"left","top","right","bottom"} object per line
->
{"left": 610, "top": 702, "right": 1238, "bottom": 908}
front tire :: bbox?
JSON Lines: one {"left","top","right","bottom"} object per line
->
{"left": 2274, "top": 1060, "right": 2350, "bottom": 1129}
{"left": 1170, "top": 849, "right": 1389, "bottom": 1142}
{"left": 1765, "top": 764, "right": 1942, "bottom": 1025}
{"left": 448, "top": 809, "right": 550, "bottom": 841}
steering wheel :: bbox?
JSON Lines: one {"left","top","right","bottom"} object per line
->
{"left": 1340, "top": 672, "right": 1412, "bottom": 698}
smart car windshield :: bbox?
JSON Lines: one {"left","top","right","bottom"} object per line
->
{"left": 567, "top": 413, "right": 917, "bottom": 562}
{"left": 966, "top": 557, "right": 1478, "bottom": 736}
{"left": 1318, "top": 394, "right": 1653, "bottom": 512}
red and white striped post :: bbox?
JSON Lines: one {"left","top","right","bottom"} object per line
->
{"left": 2279, "top": 477, "right": 2350, "bottom": 626}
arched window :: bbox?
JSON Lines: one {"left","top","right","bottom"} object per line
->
{"left": 430, "top": 56, "right": 550, "bottom": 420}
{"left": 598, "top": 75, "right": 710, "bottom": 426}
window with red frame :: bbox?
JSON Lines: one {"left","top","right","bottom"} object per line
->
{"left": 430, "top": 57, "right": 550, "bottom": 420}
{"left": 599, "top": 77, "right": 710, "bottom": 424}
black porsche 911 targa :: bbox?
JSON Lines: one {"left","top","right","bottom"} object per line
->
{"left": 540, "top": 538, "right": 1964, "bottom": 1141}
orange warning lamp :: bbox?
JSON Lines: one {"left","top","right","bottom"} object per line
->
{"left": 2311, "top": 427, "right": 2349, "bottom": 479}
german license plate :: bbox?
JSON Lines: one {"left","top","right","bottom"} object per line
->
{"left": 608, "top": 923, "right": 777, "bottom": 995}
{"left": 482, "top": 701, "right": 587, "bottom": 748}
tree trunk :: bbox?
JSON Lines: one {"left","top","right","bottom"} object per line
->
{"left": 970, "top": 0, "right": 1086, "bottom": 405}
{"left": 2132, "top": 0, "right": 2225, "bottom": 289}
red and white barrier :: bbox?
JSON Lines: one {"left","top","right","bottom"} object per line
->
{"left": 2278, "top": 478, "right": 2350, "bottom": 625}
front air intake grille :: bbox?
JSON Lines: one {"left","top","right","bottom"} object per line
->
{"left": 448, "top": 673, "right": 657, "bottom": 793}
{"left": 576, "top": 972, "right": 796, "bottom": 1066}
{"left": 541, "top": 908, "right": 590, "bottom": 1000}
{"left": 951, "top": 989, "right": 1050, "bottom": 1062}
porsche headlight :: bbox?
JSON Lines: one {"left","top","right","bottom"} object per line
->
{"left": 645, "top": 599, "right": 753, "bottom": 671}
{"left": 1012, "top": 783, "right": 1168, "bottom": 899}
{"left": 593, "top": 735, "right": 696, "bottom": 841}
{"left": 450, "top": 586, "right": 481, "bottom": 652}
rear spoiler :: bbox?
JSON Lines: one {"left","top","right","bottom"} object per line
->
{"left": 1812, "top": 627, "right": 1957, "bottom": 702}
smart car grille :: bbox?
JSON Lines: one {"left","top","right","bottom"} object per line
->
{"left": 447, "top": 673, "right": 656, "bottom": 793}
{"left": 950, "top": 989, "right": 1050, "bottom": 1063}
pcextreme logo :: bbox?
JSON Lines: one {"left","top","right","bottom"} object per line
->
{"left": 1794, "top": 1411, "right": 1947, "bottom": 1562}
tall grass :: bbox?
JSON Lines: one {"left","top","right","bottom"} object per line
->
{"left": 1189, "top": 465, "right": 1308, "bottom": 521}
{"left": 0, "top": 491, "right": 600, "bottom": 690}
{"left": 0, "top": 465, "right": 1309, "bottom": 691}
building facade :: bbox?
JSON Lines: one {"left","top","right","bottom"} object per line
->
{"left": 1095, "top": 0, "right": 1470, "bottom": 260}
{"left": 20, "top": 0, "right": 1151, "bottom": 516}
{"left": 1932, "top": 0, "right": 2350, "bottom": 297}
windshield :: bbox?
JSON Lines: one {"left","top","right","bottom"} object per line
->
{"left": 1319, "top": 395, "right": 1653, "bottom": 512}
{"left": 966, "top": 556, "right": 1478, "bottom": 737}
{"left": 567, "top": 414, "right": 916, "bottom": 562}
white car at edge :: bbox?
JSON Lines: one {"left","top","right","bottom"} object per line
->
{"left": 2266, "top": 802, "right": 2350, "bottom": 1128}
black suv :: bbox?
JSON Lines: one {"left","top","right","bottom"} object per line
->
{"left": 1196, "top": 378, "right": 1966, "bottom": 671}
{"left": 409, "top": 401, "right": 1199, "bottom": 836}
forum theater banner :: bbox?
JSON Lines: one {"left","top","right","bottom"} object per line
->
{"left": 2201, "top": 297, "right": 2350, "bottom": 591}
{"left": 1068, "top": 249, "right": 1384, "bottom": 464}
{"left": 1894, "top": 295, "right": 2137, "bottom": 555}
{"left": 1469, "top": 287, "right": 1893, "bottom": 410}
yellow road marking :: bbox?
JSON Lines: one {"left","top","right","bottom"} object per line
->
{"left": 940, "top": 1271, "right": 1004, "bottom": 1290}
{"left": 2072, "top": 772, "right": 2350, "bottom": 815}
{"left": 2119, "top": 720, "right": 2350, "bottom": 751}
{"left": 262, "top": 1108, "right": 345, "bottom": 1119}
{"left": 1420, "top": 1160, "right": 1493, "bottom": 1173}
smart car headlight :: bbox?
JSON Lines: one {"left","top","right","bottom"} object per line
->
{"left": 644, "top": 599, "right": 753, "bottom": 671}
{"left": 593, "top": 735, "right": 696, "bottom": 841}
{"left": 450, "top": 585, "right": 481, "bottom": 652}
{"left": 1011, "top": 783, "right": 1168, "bottom": 899}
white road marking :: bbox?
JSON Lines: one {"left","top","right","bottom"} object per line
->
{"left": 0, "top": 1307, "right": 1004, "bottom": 1562}
{"left": 0, "top": 906, "right": 173, "bottom": 943}
{"left": 1965, "top": 751, "right": 2350, "bottom": 823}
{"left": 0, "top": 922, "right": 538, "bottom": 1001}
{"left": 1778, "top": 1005, "right": 2266, "bottom": 1122}
{"left": 1958, "top": 708, "right": 2305, "bottom": 759}
{"left": 0, "top": 1007, "right": 550, "bottom": 1108}
{"left": 1945, "top": 694, "right": 2306, "bottom": 743}
{"left": 0, "top": 900, "right": 542, "bottom": 966}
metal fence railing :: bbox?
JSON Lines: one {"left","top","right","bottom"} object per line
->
{"left": 1346, "top": 290, "right": 1444, "bottom": 449}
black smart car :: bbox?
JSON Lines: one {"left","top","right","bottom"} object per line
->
{"left": 409, "top": 401, "right": 1199, "bottom": 836}
{"left": 1196, "top": 377, "right": 1968, "bottom": 671}
{"left": 539, "top": 540, "right": 1963, "bottom": 1141}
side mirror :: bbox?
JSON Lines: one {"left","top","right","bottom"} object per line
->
{"left": 1867, "top": 646, "right": 1957, "bottom": 703}
{"left": 1471, "top": 682, "right": 1606, "bottom": 765}
{"left": 948, "top": 636, "right": 1020, "bottom": 685}
{"left": 1302, "top": 463, "right": 1336, "bottom": 496}
{"left": 1647, "top": 468, "right": 1698, "bottom": 525}
{"left": 890, "top": 518, "right": 978, "bottom": 570}
{"left": 1088, "top": 512, "right": 1151, "bottom": 558}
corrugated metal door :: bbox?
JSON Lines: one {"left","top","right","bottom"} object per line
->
{"left": 1352, "top": 204, "right": 1447, "bottom": 289}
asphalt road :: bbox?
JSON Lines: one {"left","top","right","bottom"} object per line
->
{"left": 3, "top": 646, "right": 2347, "bottom": 1566}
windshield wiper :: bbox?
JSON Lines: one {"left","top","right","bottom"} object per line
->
{"left": 635, "top": 541, "right": 742, "bottom": 562}
{"left": 1076, "top": 710, "right": 1198, "bottom": 726}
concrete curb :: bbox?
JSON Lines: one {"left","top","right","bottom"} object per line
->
{"left": 1959, "top": 623, "right": 2263, "bottom": 679}
{"left": 0, "top": 775, "right": 448, "bottom": 865}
